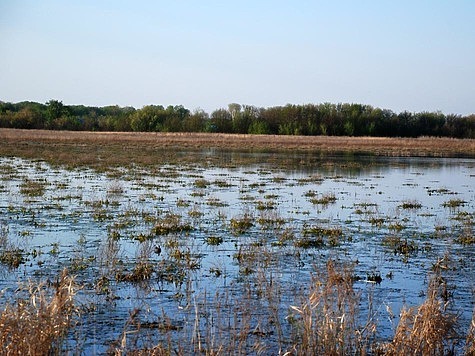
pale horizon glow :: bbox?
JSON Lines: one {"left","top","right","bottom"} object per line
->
{"left": 1, "top": 1, "right": 474, "bottom": 115}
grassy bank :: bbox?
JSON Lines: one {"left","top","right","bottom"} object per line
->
{"left": 1, "top": 129, "right": 474, "bottom": 168}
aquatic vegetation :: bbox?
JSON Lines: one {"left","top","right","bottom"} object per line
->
{"left": 193, "top": 178, "right": 209, "bottom": 188}
{"left": 230, "top": 213, "right": 254, "bottom": 234}
{"left": 368, "top": 216, "right": 386, "bottom": 226}
{"left": 257, "top": 211, "right": 285, "bottom": 226}
{"left": 255, "top": 200, "right": 276, "bottom": 210}
{"left": 205, "top": 235, "right": 223, "bottom": 246}
{"left": 19, "top": 178, "right": 47, "bottom": 197}
{"left": 117, "top": 261, "right": 154, "bottom": 282}
{"left": 302, "top": 226, "right": 343, "bottom": 238}
{"left": 0, "top": 224, "right": 25, "bottom": 269}
{"left": 294, "top": 236, "right": 325, "bottom": 248}
{"left": 188, "top": 207, "right": 204, "bottom": 218}
{"left": 426, "top": 187, "right": 454, "bottom": 196}
{"left": 0, "top": 152, "right": 473, "bottom": 353}
{"left": 442, "top": 198, "right": 467, "bottom": 208}
{"left": 152, "top": 213, "right": 193, "bottom": 235}
{"left": 0, "top": 248, "right": 25, "bottom": 269}
{"left": 213, "top": 179, "right": 232, "bottom": 188}
{"left": 454, "top": 225, "right": 475, "bottom": 245}
{"left": 399, "top": 200, "right": 422, "bottom": 209}
{"left": 388, "top": 222, "right": 405, "bottom": 231}
{"left": 206, "top": 197, "right": 228, "bottom": 207}
{"left": 309, "top": 192, "right": 337, "bottom": 205}
{"left": 106, "top": 181, "right": 124, "bottom": 195}
{"left": 382, "top": 235, "right": 418, "bottom": 256}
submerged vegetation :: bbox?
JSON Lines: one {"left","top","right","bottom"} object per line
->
{"left": 0, "top": 145, "right": 474, "bottom": 353}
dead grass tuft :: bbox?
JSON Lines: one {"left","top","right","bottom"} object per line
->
{"left": 466, "top": 309, "right": 475, "bottom": 355}
{"left": 0, "top": 268, "right": 77, "bottom": 355}
{"left": 381, "top": 273, "right": 458, "bottom": 355}
{"left": 290, "top": 260, "right": 373, "bottom": 354}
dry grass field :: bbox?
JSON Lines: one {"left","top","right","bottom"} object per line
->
{"left": 1, "top": 129, "right": 474, "bottom": 165}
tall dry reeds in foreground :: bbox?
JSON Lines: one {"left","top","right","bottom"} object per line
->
{"left": 290, "top": 259, "right": 373, "bottom": 355}
{"left": 466, "top": 309, "right": 475, "bottom": 355}
{"left": 381, "top": 273, "right": 458, "bottom": 355}
{"left": 0, "top": 269, "right": 77, "bottom": 355}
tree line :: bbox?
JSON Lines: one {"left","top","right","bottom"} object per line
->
{"left": 0, "top": 100, "right": 474, "bottom": 138}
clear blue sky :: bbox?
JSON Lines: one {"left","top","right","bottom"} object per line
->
{"left": 1, "top": 1, "right": 474, "bottom": 114}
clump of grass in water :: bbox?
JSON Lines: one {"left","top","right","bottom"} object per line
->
{"left": 309, "top": 192, "right": 337, "bottom": 205}
{"left": 0, "top": 249, "right": 24, "bottom": 269}
{"left": 205, "top": 235, "right": 223, "bottom": 246}
{"left": 399, "top": 200, "right": 422, "bottom": 209}
{"left": 0, "top": 269, "right": 77, "bottom": 354}
{"left": 19, "top": 178, "right": 47, "bottom": 197}
{"left": 117, "top": 261, "right": 154, "bottom": 283}
{"left": 303, "top": 226, "right": 342, "bottom": 237}
{"left": 255, "top": 200, "right": 276, "bottom": 210}
{"left": 106, "top": 180, "right": 124, "bottom": 196}
{"left": 388, "top": 222, "right": 405, "bottom": 231}
{"left": 230, "top": 213, "right": 254, "bottom": 234}
{"left": 298, "top": 225, "right": 343, "bottom": 248}
{"left": 116, "top": 240, "right": 155, "bottom": 283}
{"left": 193, "top": 178, "right": 209, "bottom": 189}
{"left": 294, "top": 236, "right": 325, "bottom": 249}
{"left": 0, "top": 222, "right": 25, "bottom": 269}
{"left": 382, "top": 235, "right": 418, "bottom": 256}
{"left": 153, "top": 213, "right": 193, "bottom": 235}
{"left": 442, "top": 198, "right": 466, "bottom": 208}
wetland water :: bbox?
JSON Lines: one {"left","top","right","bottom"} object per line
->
{"left": 0, "top": 151, "right": 474, "bottom": 353}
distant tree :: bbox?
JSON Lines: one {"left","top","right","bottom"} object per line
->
{"left": 183, "top": 109, "right": 208, "bottom": 132}
{"left": 248, "top": 120, "right": 270, "bottom": 135}
{"left": 161, "top": 105, "right": 190, "bottom": 132}
{"left": 130, "top": 105, "right": 165, "bottom": 132}
{"left": 46, "top": 100, "right": 67, "bottom": 128}
{"left": 208, "top": 109, "right": 232, "bottom": 133}
{"left": 228, "top": 103, "right": 242, "bottom": 120}
{"left": 13, "top": 107, "right": 43, "bottom": 129}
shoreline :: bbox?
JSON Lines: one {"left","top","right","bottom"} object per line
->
{"left": 1, "top": 129, "right": 474, "bottom": 166}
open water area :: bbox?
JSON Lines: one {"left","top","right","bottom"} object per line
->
{"left": 0, "top": 150, "right": 474, "bottom": 354}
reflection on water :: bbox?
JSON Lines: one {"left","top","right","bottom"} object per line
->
{"left": 0, "top": 151, "right": 474, "bottom": 353}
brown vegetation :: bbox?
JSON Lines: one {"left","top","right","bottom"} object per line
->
{"left": 0, "top": 269, "right": 77, "bottom": 355}
{"left": 1, "top": 129, "right": 474, "bottom": 167}
{"left": 379, "top": 274, "right": 458, "bottom": 355}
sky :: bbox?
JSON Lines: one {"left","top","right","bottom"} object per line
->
{"left": 1, "top": 1, "right": 474, "bottom": 115}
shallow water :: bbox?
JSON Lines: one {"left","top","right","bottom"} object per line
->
{"left": 0, "top": 152, "right": 474, "bottom": 353}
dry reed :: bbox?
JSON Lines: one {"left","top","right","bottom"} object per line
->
{"left": 466, "top": 309, "right": 475, "bottom": 355}
{"left": 0, "top": 268, "right": 77, "bottom": 355}
{"left": 290, "top": 259, "right": 373, "bottom": 355}
{"left": 381, "top": 273, "right": 458, "bottom": 355}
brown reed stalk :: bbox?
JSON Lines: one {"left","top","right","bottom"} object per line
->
{"left": 290, "top": 259, "right": 371, "bottom": 355}
{"left": 0, "top": 269, "right": 77, "bottom": 355}
{"left": 382, "top": 273, "right": 458, "bottom": 355}
{"left": 466, "top": 308, "right": 475, "bottom": 356}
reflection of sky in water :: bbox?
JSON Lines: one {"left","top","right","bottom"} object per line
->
{"left": 0, "top": 154, "right": 474, "bottom": 353}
